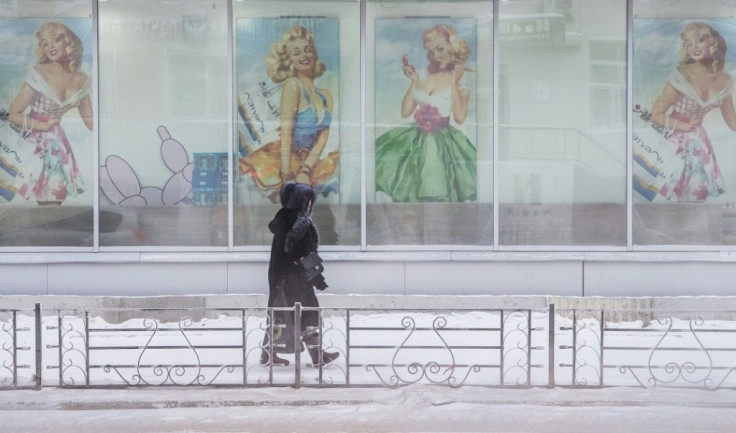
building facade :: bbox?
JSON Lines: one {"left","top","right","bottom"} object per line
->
{"left": 1, "top": 0, "right": 736, "bottom": 297}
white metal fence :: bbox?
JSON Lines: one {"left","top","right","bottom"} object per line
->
{"left": 2, "top": 304, "right": 736, "bottom": 390}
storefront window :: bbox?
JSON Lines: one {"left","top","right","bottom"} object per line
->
{"left": 590, "top": 40, "right": 626, "bottom": 129}
{"left": 98, "top": 0, "right": 229, "bottom": 247}
{"left": 366, "top": 0, "right": 494, "bottom": 246}
{"left": 0, "top": 1, "right": 94, "bottom": 247}
{"left": 498, "top": 0, "right": 627, "bottom": 247}
{"left": 633, "top": 0, "right": 736, "bottom": 246}
{"left": 9, "top": 0, "right": 736, "bottom": 253}
{"left": 233, "top": 0, "right": 361, "bottom": 247}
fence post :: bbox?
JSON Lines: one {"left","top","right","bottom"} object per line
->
{"left": 345, "top": 309, "right": 350, "bottom": 386}
{"left": 599, "top": 309, "right": 605, "bottom": 387}
{"left": 294, "top": 302, "right": 302, "bottom": 389}
{"left": 12, "top": 311, "right": 17, "bottom": 387}
{"left": 34, "top": 303, "right": 42, "bottom": 390}
{"left": 85, "top": 310, "right": 90, "bottom": 386}
{"left": 548, "top": 303, "right": 555, "bottom": 389}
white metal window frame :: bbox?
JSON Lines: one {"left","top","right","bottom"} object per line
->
{"left": 3, "top": 0, "right": 736, "bottom": 261}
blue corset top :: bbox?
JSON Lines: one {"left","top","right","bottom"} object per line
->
{"left": 292, "top": 87, "right": 331, "bottom": 151}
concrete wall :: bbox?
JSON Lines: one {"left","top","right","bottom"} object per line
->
{"left": 2, "top": 252, "right": 736, "bottom": 296}
{"left": 2, "top": 293, "right": 736, "bottom": 313}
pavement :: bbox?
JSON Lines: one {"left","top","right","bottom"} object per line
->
{"left": 2, "top": 385, "right": 736, "bottom": 411}
{"left": 1, "top": 385, "right": 735, "bottom": 432}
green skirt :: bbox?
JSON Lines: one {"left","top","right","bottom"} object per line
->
{"left": 375, "top": 124, "right": 477, "bottom": 202}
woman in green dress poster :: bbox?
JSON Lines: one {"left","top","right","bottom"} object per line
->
{"left": 375, "top": 23, "right": 477, "bottom": 203}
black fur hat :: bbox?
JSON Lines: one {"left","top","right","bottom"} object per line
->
{"left": 281, "top": 182, "right": 316, "bottom": 214}
{"left": 281, "top": 182, "right": 319, "bottom": 252}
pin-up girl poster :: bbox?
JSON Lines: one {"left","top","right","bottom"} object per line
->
{"left": 633, "top": 19, "right": 736, "bottom": 203}
{"left": 374, "top": 18, "right": 477, "bottom": 203}
{"left": 236, "top": 18, "right": 340, "bottom": 204}
{"left": 0, "top": 18, "right": 93, "bottom": 205}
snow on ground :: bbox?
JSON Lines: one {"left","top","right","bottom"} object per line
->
{"left": 2, "top": 307, "right": 736, "bottom": 432}
{"left": 1, "top": 385, "right": 735, "bottom": 433}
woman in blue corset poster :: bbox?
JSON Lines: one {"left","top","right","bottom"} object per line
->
{"left": 237, "top": 19, "right": 339, "bottom": 203}
{"left": 374, "top": 19, "right": 477, "bottom": 203}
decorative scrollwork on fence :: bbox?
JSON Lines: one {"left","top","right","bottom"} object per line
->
{"left": 59, "top": 315, "right": 87, "bottom": 386}
{"left": 573, "top": 317, "right": 602, "bottom": 386}
{"left": 618, "top": 314, "right": 735, "bottom": 389}
{"left": 196, "top": 365, "right": 238, "bottom": 386}
{"left": 0, "top": 312, "right": 15, "bottom": 386}
{"left": 366, "top": 315, "right": 481, "bottom": 388}
{"left": 502, "top": 311, "right": 531, "bottom": 385}
{"left": 245, "top": 314, "right": 274, "bottom": 385}
{"left": 104, "top": 316, "right": 217, "bottom": 386}
{"left": 316, "top": 311, "right": 348, "bottom": 385}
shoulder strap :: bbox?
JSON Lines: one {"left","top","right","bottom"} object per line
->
{"left": 295, "top": 79, "right": 311, "bottom": 104}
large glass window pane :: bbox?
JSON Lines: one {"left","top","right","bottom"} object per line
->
{"left": 233, "top": 0, "right": 361, "bottom": 247}
{"left": 499, "top": 0, "right": 627, "bottom": 246}
{"left": 366, "top": 0, "right": 494, "bottom": 246}
{"left": 633, "top": 1, "right": 736, "bottom": 246}
{"left": 98, "top": 0, "right": 229, "bottom": 247}
{"left": 0, "top": 1, "right": 93, "bottom": 247}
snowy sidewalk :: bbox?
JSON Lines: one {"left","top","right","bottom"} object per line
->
{"left": 2, "top": 385, "right": 736, "bottom": 411}
{"left": 2, "top": 385, "right": 735, "bottom": 432}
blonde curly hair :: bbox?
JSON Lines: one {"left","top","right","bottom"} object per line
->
{"left": 264, "top": 25, "right": 326, "bottom": 84}
{"left": 423, "top": 24, "right": 471, "bottom": 68}
{"left": 678, "top": 22, "right": 726, "bottom": 73}
{"left": 34, "top": 22, "right": 84, "bottom": 73}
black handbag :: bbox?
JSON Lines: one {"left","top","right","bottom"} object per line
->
{"left": 296, "top": 250, "right": 324, "bottom": 281}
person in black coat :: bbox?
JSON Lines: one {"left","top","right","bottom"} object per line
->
{"left": 261, "top": 182, "right": 338, "bottom": 366}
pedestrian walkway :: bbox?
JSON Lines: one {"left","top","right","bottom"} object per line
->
{"left": 2, "top": 385, "right": 735, "bottom": 432}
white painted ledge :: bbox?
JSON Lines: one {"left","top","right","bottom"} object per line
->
{"left": 0, "top": 250, "right": 735, "bottom": 264}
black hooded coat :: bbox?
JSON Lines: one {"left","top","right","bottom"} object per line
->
{"left": 266, "top": 182, "right": 326, "bottom": 352}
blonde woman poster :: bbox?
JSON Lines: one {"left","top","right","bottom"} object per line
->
{"left": 0, "top": 18, "right": 93, "bottom": 206}
{"left": 633, "top": 19, "right": 736, "bottom": 204}
{"left": 374, "top": 18, "right": 477, "bottom": 203}
{"left": 236, "top": 18, "right": 340, "bottom": 205}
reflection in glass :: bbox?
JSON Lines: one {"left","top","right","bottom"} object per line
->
{"left": 98, "top": 0, "right": 229, "bottom": 247}
{"left": 498, "top": 0, "right": 627, "bottom": 246}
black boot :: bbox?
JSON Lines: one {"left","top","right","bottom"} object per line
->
{"left": 302, "top": 327, "right": 339, "bottom": 366}
{"left": 260, "top": 348, "right": 290, "bottom": 366}
{"left": 307, "top": 347, "right": 339, "bottom": 366}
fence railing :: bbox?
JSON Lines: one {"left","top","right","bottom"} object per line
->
{"left": 0, "top": 307, "right": 38, "bottom": 390}
{"left": 555, "top": 308, "right": 736, "bottom": 389}
{"left": 2, "top": 303, "right": 736, "bottom": 390}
